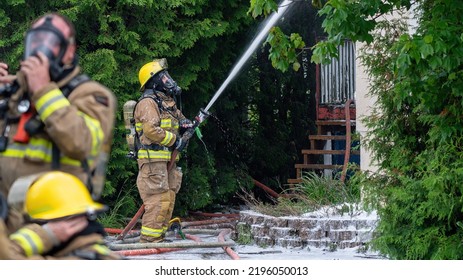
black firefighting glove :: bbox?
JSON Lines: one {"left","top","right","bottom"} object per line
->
{"left": 174, "top": 128, "right": 195, "bottom": 152}
{"left": 179, "top": 118, "right": 193, "bottom": 135}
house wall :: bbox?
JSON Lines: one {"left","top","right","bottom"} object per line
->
{"left": 355, "top": 42, "right": 379, "bottom": 173}
{"left": 355, "top": 9, "right": 416, "bottom": 174}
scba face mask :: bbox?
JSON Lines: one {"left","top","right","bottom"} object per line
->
{"left": 154, "top": 70, "right": 182, "bottom": 96}
{"left": 24, "top": 16, "right": 72, "bottom": 81}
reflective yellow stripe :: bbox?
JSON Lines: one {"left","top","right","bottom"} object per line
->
{"left": 137, "top": 149, "right": 171, "bottom": 160}
{"left": 0, "top": 141, "right": 82, "bottom": 167}
{"left": 10, "top": 228, "right": 44, "bottom": 256}
{"left": 135, "top": 122, "right": 143, "bottom": 133}
{"left": 0, "top": 113, "right": 103, "bottom": 167}
{"left": 78, "top": 112, "right": 103, "bottom": 160}
{"left": 160, "top": 119, "right": 171, "bottom": 128}
{"left": 92, "top": 244, "right": 111, "bottom": 256}
{"left": 36, "top": 88, "right": 71, "bottom": 121}
{"left": 161, "top": 119, "right": 179, "bottom": 130}
{"left": 25, "top": 138, "right": 53, "bottom": 161}
{"left": 141, "top": 226, "right": 164, "bottom": 238}
{"left": 160, "top": 131, "right": 173, "bottom": 146}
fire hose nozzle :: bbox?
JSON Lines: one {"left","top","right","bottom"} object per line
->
{"left": 195, "top": 108, "right": 210, "bottom": 125}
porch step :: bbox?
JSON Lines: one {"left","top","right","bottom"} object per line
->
{"left": 316, "top": 120, "right": 356, "bottom": 126}
{"left": 309, "top": 135, "right": 347, "bottom": 141}
{"left": 288, "top": 115, "right": 358, "bottom": 185}
{"left": 287, "top": 178, "right": 303, "bottom": 184}
{"left": 295, "top": 163, "right": 343, "bottom": 170}
{"left": 301, "top": 149, "right": 360, "bottom": 155}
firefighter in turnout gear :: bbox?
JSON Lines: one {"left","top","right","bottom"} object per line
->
{"left": 0, "top": 13, "right": 116, "bottom": 234}
{"left": 134, "top": 58, "right": 193, "bottom": 243}
{"left": 0, "top": 171, "right": 123, "bottom": 260}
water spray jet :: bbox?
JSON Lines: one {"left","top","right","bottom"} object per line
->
{"left": 204, "top": 0, "right": 294, "bottom": 112}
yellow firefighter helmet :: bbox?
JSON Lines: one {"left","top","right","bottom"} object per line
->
{"left": 138, "top": 58, "right": 169, "bottom": 91}
{"left": 25, "top": 171, "right": 107, "bottom": 220}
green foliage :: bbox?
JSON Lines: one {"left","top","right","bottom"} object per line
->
{"left": 248, "top": 0, "right": 278, "bottom": 18}
{"left": 236, "top": 223, "right": 253, "bottom": 245}
{"left": 265, "top": 27, "right": 305, "bottom": 72}
{"left": 354, "top": 2, "right": 463, "bottom": 259}
{"left": 249, "top": 0, "right": 311, "bottom": 71}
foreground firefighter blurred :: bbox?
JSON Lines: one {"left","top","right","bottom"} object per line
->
{"left": 0, "top": 13, "right": 116, "bottom": 234}
{"left": 129, "top": 58, "right": 194, "bottom": 243}
{"left": 0, "top": 171, "right": 123, "bottom": 259}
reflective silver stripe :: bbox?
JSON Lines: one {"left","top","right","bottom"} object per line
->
{"left": 141, "top": 226, "right": 163, "bottom": 238}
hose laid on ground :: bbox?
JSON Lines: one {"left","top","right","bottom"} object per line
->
{"left": 184, "top": 233, "right": 202, "bottom": 242}
{"left": 252, "top": 179, "right": 280, "bottom": 198}
{"left": 252, "top": 178, "right": 297, "bottom": 198}
{"left": 116, "top": 205, "right": 145, "bottom": 240}
{"left": 186, "top": 223, "right": 235, "bottom": 230}
{"left": 189, "top": 211, "right": 240, "bottom": 219}
{"left": 218, "top": 228, "right": 240, "bottom": 260}
{"left": 107, "top": 224, "right": 240, "bottom": 259}
{"left": 117, "top": 248, "right": 184, "bottom": 256}
{"left": 109, "top": 239, "right": 236, "bottom": 251}
{"left": 181, "top": 229, "right": 227, "bottom": 235}
{"left": 108, "top": 229, "right": 235, "bottom": 250}
{"left": 111, "top": 230, "right": 205, "bottom": 256}
{"left": 105, "top": 228, "right": 138, "bottom": 235}
{"left": 181, "top": 218, "right": 238, "bottom": 228}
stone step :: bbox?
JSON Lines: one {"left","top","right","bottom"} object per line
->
{"left": 240, "top": 210, "right": 378, "bottom": 250}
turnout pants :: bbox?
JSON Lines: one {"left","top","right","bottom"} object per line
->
{"left": 136, "top": 161, "right": 182, "bottom": 242}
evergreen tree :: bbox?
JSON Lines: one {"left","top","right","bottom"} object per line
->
{"left": 250, "top": 0, "right": 463, "bottom": 259}
{"left": 0, "top": 0, "right": 321, "bottom": 224}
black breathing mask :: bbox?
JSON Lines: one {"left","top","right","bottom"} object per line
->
{"left": 154, "top": 70, "right": 182, "bottom": 97}
{"left": 24, "top": 16, "right": 71, "bottom": 81}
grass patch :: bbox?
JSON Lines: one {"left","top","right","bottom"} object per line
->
{"left": 236, "top": 223, "right": 253, "bottom": 245}
{"left": 239, "top": 169, "right": 362, "bottom": 217}
{"left": 98, "top": 191, "right": 138, "bottom": 229}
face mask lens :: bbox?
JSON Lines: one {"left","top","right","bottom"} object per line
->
{"left": 160, "top": 71, "right": 176, "bottom": 89}
{"left": 24, "top": 30, "right": 61, "bottom": 61}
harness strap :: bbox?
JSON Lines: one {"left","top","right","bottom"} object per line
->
{"left": 131, "top": 91, "right": 166, "bottom": 160}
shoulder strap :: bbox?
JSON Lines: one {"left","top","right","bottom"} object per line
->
{"left": 61, "top": 74, "right": 91, "bottom": 98}
{"left": 135, "top": 91, "right": 164, "bottom": 113}
{"left": 130, "top": 92, "right": 165, "bottom": 160}
{"left": 51, "top": 74, "right": 92, "bottom": 173}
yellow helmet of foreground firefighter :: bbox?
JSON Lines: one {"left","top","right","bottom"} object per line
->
{"left": 25, "top": 171, "right": 107, "bottom": 220}
{"left": 138, "top": 58, "right": 168, "bottom": 91}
